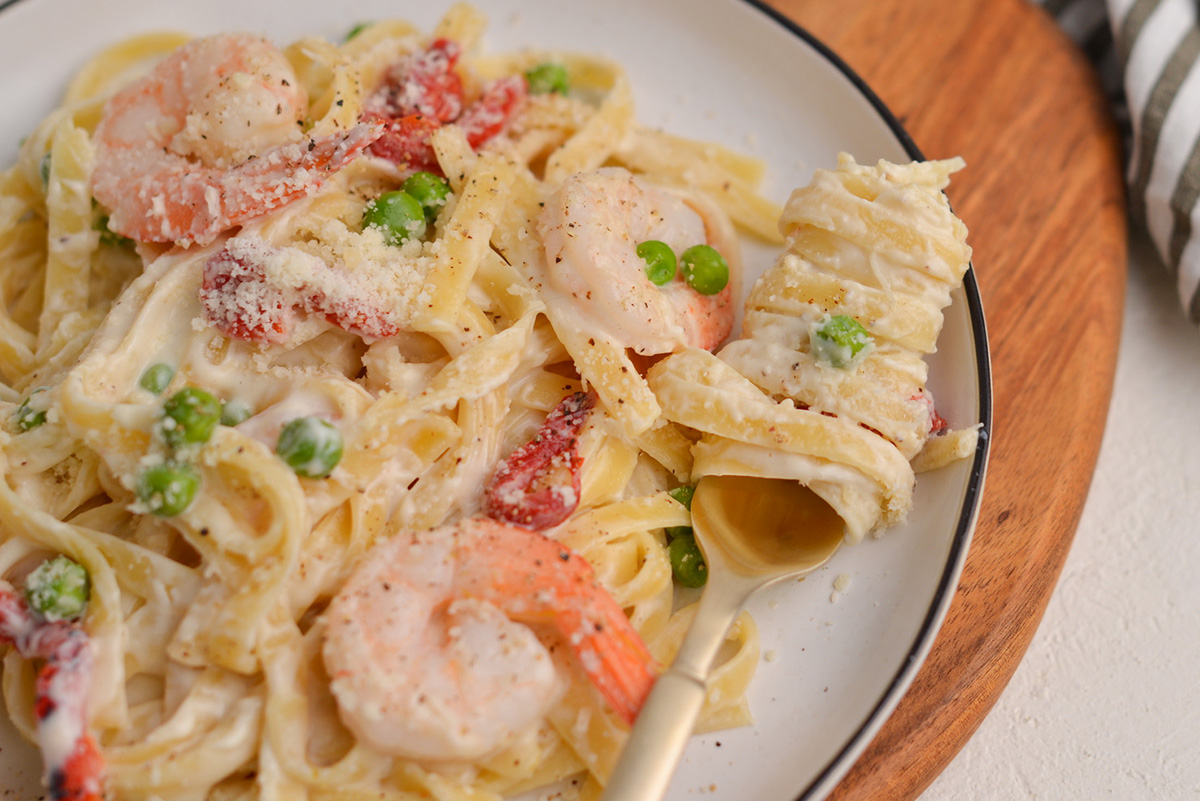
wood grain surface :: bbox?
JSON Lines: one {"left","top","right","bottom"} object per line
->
{"left": 760, "top": 0, "right": 1129, "bottom": 798}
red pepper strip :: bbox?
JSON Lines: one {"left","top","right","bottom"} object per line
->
{"left": 364, "top": 39, "right": 464, "bottom": 171}
{"left": 458, "top": 75, "right": 529, "bottom": 149}
{"left": 485, "top": 391, "right": 596, "bottom": 530}
{"left": 364, "top": 39, "right": 527, "bottom": 172}
{"left": 320, "top": 291, "right": 401, "bottom": 341}
{"left": 363, "top": 112, "right": 443, "bottom": 173}
{"left": 201, "top": 247, "right": 292, "bottom": 344}
{"left": 200, "top": 244, "right": 400, "bottom": 344}
{"left": 0, "top": 588, "right": 103, "bottom": 801}
{"left": 366, "top": 38, "right": 464, "bottom": 122}
{"left": 911, "top": 391, "right": 949, "bottom": 435}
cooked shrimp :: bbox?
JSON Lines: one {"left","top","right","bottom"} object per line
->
{"left": 322, "top": 517, "right": 656, "bottom": 760}
{"left": 0, "top": 585, "right": 103, "bottom": 801}
{"left": 91, "top": 33, "right": 382, "bottom": 247}
{"left": 537, "top": 167, "right": 738, "bottom": 355}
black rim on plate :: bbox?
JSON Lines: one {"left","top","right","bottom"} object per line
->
{"left": 740, "top": 2, "right": 993, "bottom": 799}
{"left": 0, "top": 1, "right": 993, "bottom": 798}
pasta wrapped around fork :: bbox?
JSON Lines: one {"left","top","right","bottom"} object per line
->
{"left": 650, "top": 154, "right": 980, "bottom": 542}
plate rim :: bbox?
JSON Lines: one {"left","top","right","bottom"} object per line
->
{"left": 737, "top": 2, "right": 994, "bottom": 798}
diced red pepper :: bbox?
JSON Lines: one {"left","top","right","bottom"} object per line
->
{"left": 201, "top": 248, "right": 292, "bottom": 344}
{"left": 201, "top": 244, "right": 399, "bottom": 344}
{"left": 459, "top": 75, "right": 528, "bottom": 149}
{"left": 366, "top": 38, "right": 464, "bottom": 122}
{"left": 321, "top": 295, "right": 400, "bottom": 340}
{"left": 0, "top": 588, "right": 104, "bottom": 801}
{"left": 363, "top": 39, "right": 465, "bottom": 171}
{"left": 485, "top": 391, "right": 595, "bottom": 530}
{"left": 363, "top": 40, "right": 527, "bottom": 173}
{"left": 50, "top": 736, "right": 104, "bottom": 801}
{"left": 363, "top": 112, "right": 443, "bottom": 173}
{"left": 911, "top": 391, "right": 949, "bottom": 435}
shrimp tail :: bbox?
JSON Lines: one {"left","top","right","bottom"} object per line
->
{"left": 191, "top": 121, "right": 383, "bottom": 244}
{"left": 98, "top": 122, "right": 383, "bottom": 247}
{"left": 279, "top": 121, "right": 383, "bottom": 177}
{"left": 564, "top": 601, "right": 657, "bottom": 725}
{"left": 458, "top": 521, "right": 659, "bottom": 724}
{"left": 0, "top": 587, "right": 104, "bottom": 801}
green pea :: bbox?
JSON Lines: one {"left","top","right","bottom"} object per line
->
{"left": 137, "top": 461, "right": 201, "bottom": 517}
{"left": 680, "top": 245, "right": 730, "bottom": 296}
{"left": 402, "top": 171, "right": 452, "bottom": 221}
{"left": 344, "top": 21, "right": 373, "bottom": 41}
{"left": 668, "top": 531, "right": 708, "bottom": 588}
{"left": 220, "top": 399, "right": 253, "bottom": 427}
{"left": 363, "top": 190, "right": 426, "bottom": 246}
{"left": 665, "top": 525, "right": 693, "bottom": 540}
{"left": 25, "top": 555, "right": 89, "bottom": 622}
{"left": 276, "top": 417, "right": 343, "bottom": 478}
{"left": 95, "top": 214, "right": 134, "bottom": 248}
{"left": 525, "top": 62, "right": 569, "bottom": 96}
{"left": 14, "top": 389, "right": 48, "bottom": 432}
{"left": 139, "top": 363, "right": 175, "bottom": 395}
{"left": 668, "top": 484, "right": 695, "bottom": 510}
{"left": 39, "top": 153, "right": 50, "bottom": 186}
{"left": 637, "top": 240, "right": 676, "bottom": 286}
{"left": 812, "top": 314, "right": 872, "bottom": 368}
{"left": 160, "top": 387, "right": 222, "bottom": 447}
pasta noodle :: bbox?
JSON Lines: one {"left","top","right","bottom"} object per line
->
{"left": 0, "top": 5, "right": 975, "bottom": 801}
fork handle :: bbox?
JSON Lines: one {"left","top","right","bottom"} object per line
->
{"left": 600, "top": 576, "right": 752, "bottom": 801}
{"left": 600, "top": 662, "right": 711, "bottom": 800}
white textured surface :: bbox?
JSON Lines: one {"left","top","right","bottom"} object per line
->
{"left": 920, "top": 230, "right": 1200, "bottom": 799}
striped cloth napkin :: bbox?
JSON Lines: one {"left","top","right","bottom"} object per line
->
{"left": 1039, "top": 0, "right": 1200, "bottom": 324}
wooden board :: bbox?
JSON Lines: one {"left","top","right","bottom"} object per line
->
{"left": 760, "top": 0, "right": 1128, "bottom": 798}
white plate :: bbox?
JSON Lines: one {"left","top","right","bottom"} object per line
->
{"left": 0, "top": 1, "right": 991, "bottom": 799}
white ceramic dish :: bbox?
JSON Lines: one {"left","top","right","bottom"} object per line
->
{"left": 0, "top": 1, "right": 991, "bottom": 799}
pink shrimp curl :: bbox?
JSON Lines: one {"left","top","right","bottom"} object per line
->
{"left": 324, "top": 517, "right": 658, "bottom": 738}
{"left": 91, "top": 123, "right": 383, "bottom": 248}
{"left": 0, "top": 587, "right": 102, "bottom": 801}
{"left": 89, "top": 33, "right": 383, "bottom": 248}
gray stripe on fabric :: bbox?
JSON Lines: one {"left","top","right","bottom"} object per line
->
{"left": 1118, "top": 0, "right": 1164, "bottom": 66}
{"left": 1188, "top": 276, "right": 1200, "bottom": 324}
{"left": 1129, "top": 26, "right": 1200, "bottom": 227}
{"left": 1042, "top": 0, "right": 1074, "bottom": 17}
{"left": 1054, "top": 0, "right": 1111, "bottom": 44}
{"left": 1167, "top": 136, "right": 1200, "bottom": 269}
{"left": 1083, "top": 20, "right": 1114, "bottom": 62}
